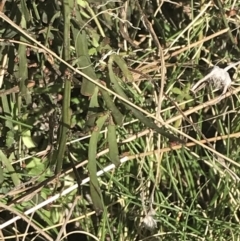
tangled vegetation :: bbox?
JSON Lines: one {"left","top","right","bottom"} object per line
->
{"left": 0, "top": 0, "right": 240, "bottom": 240}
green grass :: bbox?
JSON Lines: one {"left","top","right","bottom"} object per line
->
{"left": 0, "top": 0, "right": 240, "bottom": 240}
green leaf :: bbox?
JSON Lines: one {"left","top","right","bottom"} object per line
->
{"left": 107, "top": 116, "right": 120, "bottom": 167}
{"left": 26, "top": 157, "right": 44, "bottom": 170}
{"left": 72, "top": 29, "right": 97, "bottom": 96}
{"left": 88, "top": 113, "right": 109, "bottom": 213}
{"left": 172, "top": 87, "right": 182, "bottom": 95}
{"left": 6, "top": 130, "right": 15, "bottom": 148}
{"left": 0, "top": 151, "right": 20, "bottom": 187}
{"left": 108, "top": 54, "right": 183, "bottom": 143}
{"left": 22, "top": 130, "right": 36, "bottom": 148}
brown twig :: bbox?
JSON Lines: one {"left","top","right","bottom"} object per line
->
{"left": 0, "top": 85, "right": 19, "bottom": 96}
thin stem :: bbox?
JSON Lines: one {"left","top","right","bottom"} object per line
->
{"left": 55, "top": 0, "right": 71, "bottom": 174}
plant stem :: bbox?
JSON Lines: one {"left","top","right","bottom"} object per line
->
{"left": 55, "top": 0, "right": 71, "bottom": 174}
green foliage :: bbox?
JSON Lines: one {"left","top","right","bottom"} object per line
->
{"left": 0, "top": 0, "right": 240, "bottom": 240}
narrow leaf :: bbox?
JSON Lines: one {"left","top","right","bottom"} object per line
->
{"left": 55, "top": 0, "right": 71, "bottom": 174}
{"left": 88, "top": 113, "right": 109, "bottom": 213}
{"left": 108, "top": 54, "right": 183, "bottom": 143}
{"left": 107, "top": 116, "right": 120, "bottom": 167}
{"left": 100, "top": 89, "right": 124, "bottom": 126}
{"left": 73, "top": 29, "right": 96, "bottom": 96}
{"left": 0, "top": 150, "right": 20, "bottom": 187}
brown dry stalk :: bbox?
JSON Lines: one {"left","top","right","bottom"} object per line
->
{"left": 165, "top": 28, "right": 229, "bottom": 59}
{"left": 0, "top": 85, "right": 19, "bottom": 96}
{"left": 166, "top": 86, "right": 240, "bottom": 125}
{"left": 126, "top": 131, "right": 240, "bottom": 160}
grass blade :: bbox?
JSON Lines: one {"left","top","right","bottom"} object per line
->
{"left": 86, "top": 86, "right": 100, "bottom": 127}
{"left": 55, "top": 0, "right": 71, "bottom": 174}
{"left": 108, "top": 54, "right": 183, "bottom": 143}
{"left": 0, "top": 151, "right": 20, "bottom": 187}
{"left": 73, "top": 28, "right": 96, "bottom": 96}
{"left": 18, "top": 17, "right": 31, "bottom": 104}
{"left": 107, "top": 116, "right": 120, "bottom": 167}
{"left": 71, "top": 16, "right": 123, "bottom": 123}
{"left": 88, "top": 113, "right": 109, "bottom": 213}
{"left": 99, "top": 89, "right": 124, "bottom": 126}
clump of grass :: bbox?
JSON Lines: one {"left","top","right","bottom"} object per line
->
{"left": 0, "top": 0, "right": 240, "bottom": 240}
